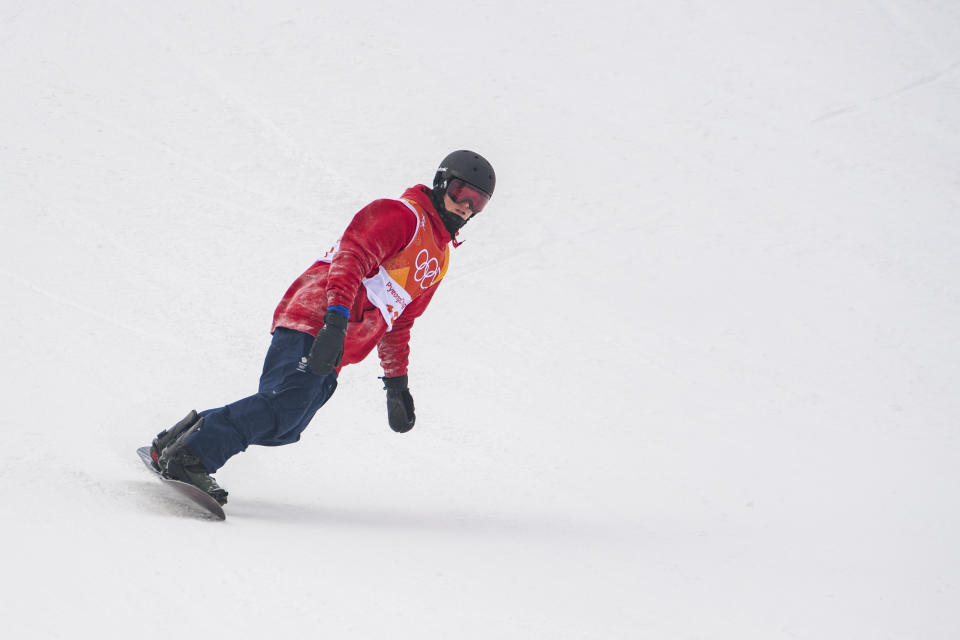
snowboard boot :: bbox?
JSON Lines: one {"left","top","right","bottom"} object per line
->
{"left": 150, "top": 410, "right": 201, "bottom": 469}
{"left": 157, "top": 418, "right": 229, "bottom": 506}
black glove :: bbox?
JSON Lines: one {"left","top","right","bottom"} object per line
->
{"left": 381, "top": 375, "right": 415, "bottom": 433}
{"left": 308, "top": 310, "right": 348, "bottom": 375}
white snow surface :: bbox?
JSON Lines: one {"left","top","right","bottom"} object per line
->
{"left": 2, "top": 1, "right": 959, "bottom": 638}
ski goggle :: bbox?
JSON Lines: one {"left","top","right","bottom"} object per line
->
{"left": 446, "top": 178, "right": 491, "bottom": 214}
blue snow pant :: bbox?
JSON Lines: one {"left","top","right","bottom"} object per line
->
{"left": 183, "top": 327, "right": 338, "bottom": 473}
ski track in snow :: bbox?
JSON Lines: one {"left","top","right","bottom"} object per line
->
{"left": 0, "top": 266, "right": 183, "bottom": 348}
{"left": 811, "top": 59, "right": 960, "bottom": 123}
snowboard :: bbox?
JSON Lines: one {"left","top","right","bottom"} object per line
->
{"left": 136, "top": 446, "right": 226, "bottom": 520}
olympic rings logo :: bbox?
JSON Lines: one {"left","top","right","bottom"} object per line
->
{"left": 413, "top": 249, "right": 440, "bottom": 289}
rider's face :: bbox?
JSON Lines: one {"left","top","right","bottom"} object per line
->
{"left": 443, "top": 193, "right": 474, "bottom": 221}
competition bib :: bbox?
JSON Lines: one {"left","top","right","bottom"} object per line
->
{"left": 320, "top": 199, "right": 449, "bottom": 331}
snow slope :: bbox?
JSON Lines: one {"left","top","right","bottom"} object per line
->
{"left": 2, "top": 1, "right": 959, "bottom": 637}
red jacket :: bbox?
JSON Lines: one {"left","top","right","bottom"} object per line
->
{"left": 271, "top": 185, "right": 453, "bottom": 377}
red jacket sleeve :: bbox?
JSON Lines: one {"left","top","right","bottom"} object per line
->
{"left": 325, "top": 200, "right": 417, "bottom": 309}
{"left": 377, "top": 284, "right": 439, "bottom": 378}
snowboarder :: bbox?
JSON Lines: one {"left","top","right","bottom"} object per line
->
{"left": 146, "top": 150, "right": 496, "bottom": 505}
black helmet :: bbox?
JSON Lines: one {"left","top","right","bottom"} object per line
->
{"left": 430, "top": 150, "right": 496, "bottom": 238}
{"left": 433, "top": 150, "right": 496, "bottom": 198}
